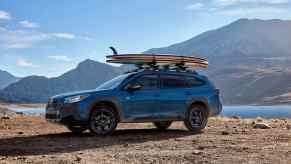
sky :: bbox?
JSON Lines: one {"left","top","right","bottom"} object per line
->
{"left": 0, "top": 0, "right": 291, "bottom": 77}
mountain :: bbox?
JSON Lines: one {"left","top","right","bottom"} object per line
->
{"left": 0, "top": 60, "right": 121, "bottom": 102}
{"left": 145, "top": 19, "right": 291, "bottom": 105}
{"left": 0, "top": 70, "right": 19, "bottom": 89}
{"left": 2, "top": 19, "right": 291, "bottom": 104}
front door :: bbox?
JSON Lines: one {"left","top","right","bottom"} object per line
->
{"left": 121, "top": 74, "right": 160, "bottom": 121}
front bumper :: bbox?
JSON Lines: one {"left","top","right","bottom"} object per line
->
{"left": 45, "top": 107, "right": 61, "bottom": 123}
{"left": 45, "top": 100, "right": 88, "bottom": 125}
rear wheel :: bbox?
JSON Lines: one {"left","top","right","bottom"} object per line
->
{"left": 89, "top": 106, "right": 118, "bottom": 136}
{"left": 67, "top": 125, "right": 87, "bottom": 135}
{"left": 184, "top": 104, "right": 208, "bottom": 132}
{"left": 153, "top": 121, "right": 172, "bottom": 130}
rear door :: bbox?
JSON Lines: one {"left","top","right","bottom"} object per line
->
{"left": 159, "top": 74, "right": 190, "bottom": 119}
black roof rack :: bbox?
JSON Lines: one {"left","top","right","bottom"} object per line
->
{"left": 123, "top": 63, "right": 198, "bottom": 74}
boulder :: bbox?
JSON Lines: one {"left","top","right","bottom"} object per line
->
{"left": 253, "top": 123, "right": 271, "bottom": 129}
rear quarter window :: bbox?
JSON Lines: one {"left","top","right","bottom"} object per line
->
{"left": 185, "top": 76, "right": 205, "bottom": 87}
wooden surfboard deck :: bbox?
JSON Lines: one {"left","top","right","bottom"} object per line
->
{"left": 106, "top": 54, "right": 208, "bottom": 69}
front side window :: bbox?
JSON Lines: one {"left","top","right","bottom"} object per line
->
{"left": 97, "top": 73, "right": 134, "bottom": 90}
{"left": 131, "top": 74, "right": 159, "bottom": 90}
{"left": 161, "top": 75, "right": 188, "bottom": 89}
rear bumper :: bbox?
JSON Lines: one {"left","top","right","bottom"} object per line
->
{"left": 208, "top": 93, "right": 223, "bottom": 116}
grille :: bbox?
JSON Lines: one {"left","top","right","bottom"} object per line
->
{"left": 47, "top": 99, "right": 58, "bottom": 108}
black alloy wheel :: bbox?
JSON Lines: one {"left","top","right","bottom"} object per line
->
{"left": 89, "top": 106, "right": 118, "bottom": 136}
{"left": 184, "top": 104, "right": 208, "bottom": 132}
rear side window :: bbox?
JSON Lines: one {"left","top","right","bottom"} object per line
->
{"left": 161, "top": 75, "right": 188, "bottom": 88}
{"left": 133, "top": 74, "right": 159, "bottom": 90}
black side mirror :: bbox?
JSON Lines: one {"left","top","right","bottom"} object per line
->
{"left": 125, "top": 83, "right": 142, "bottom": 92}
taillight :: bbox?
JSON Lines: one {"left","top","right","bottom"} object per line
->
{"left": 215, "top": 89, "right": 220, "bottom": 95}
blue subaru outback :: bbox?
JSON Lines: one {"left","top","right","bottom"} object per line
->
{"left": 46, "top": 69, "right": 222, "bottom": 135}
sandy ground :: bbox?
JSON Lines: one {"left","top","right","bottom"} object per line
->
{"left": 0, "top": 110, "right": 291, "bottom": 164}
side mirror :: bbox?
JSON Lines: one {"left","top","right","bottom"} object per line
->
{"left": 125, "top": 84, "right": 142, "bottom": 92}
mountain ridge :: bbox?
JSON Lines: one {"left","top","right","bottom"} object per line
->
{"left": 1, "top": 18, "right": 291, "bottom": 104}
{"left": 0, "top": 69, "right": 19, "bottom": 89}
{"left": 0, "top": 59, "right": 121, "bottom": 102}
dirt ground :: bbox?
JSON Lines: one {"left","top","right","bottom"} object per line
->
{"left": 0, "top": 112, "right": 291, "bottom": 164}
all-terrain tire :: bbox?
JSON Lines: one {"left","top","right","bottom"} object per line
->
{"left": 184, "top": 104, "right": 208, "bottom": 132}
{"left": 67, "top": 125, "right": 87, "bottom": 135}
{"left": 153, "top": 121, "right": 172, "bottom": 130}
{"left": 89, "top": 106, "right": 118, "bottom": 136}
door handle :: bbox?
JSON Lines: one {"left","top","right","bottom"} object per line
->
{"left": 185, "top": 91, "right": 192, "bottom": 96}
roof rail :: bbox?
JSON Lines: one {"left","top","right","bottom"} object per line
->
{"left": 123, "top": 63, "right": 198, "bottom": 74}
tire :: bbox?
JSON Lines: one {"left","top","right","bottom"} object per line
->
{"left": 153, "top": 121, "right": 172, "bottom": 130}
{"left": 67, "top": 125, "right": 87, "bottom": 135}
{"left": 184, "top": 104, "right": 208, "bottom": 132}
{"left": 89, "top": 106, "right": 118, "bottom": 136}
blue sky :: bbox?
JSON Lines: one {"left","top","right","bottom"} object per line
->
{"left": 0, "top": 0, "right": 291, "bottom": 77}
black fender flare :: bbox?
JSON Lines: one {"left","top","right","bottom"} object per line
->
{"left": 88, "top": 97, "right": 124, "bottom": 122}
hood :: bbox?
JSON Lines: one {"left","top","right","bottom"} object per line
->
{"left": 51, "top": 88, "right": 112, "bottom": 100}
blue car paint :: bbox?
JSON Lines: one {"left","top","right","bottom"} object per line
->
{"left": 46, "top": 70, "right": 222, "bottom": 125}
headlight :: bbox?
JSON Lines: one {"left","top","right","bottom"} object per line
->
{"left": 64, "top": 95, "right": 89, "bottom": 104}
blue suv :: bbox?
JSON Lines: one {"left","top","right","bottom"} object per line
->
{"left": 46, "top": 69, "right": 222, "bottom": 135}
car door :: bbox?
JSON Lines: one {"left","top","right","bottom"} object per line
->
{"left": 121, "top": 74, "right": 160, "bottom": 121}
{"left": 158, "top": 74, "right": 190, "bottom": 119}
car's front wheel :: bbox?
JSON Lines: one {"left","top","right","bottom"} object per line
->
{"left": 153, "top": 121, "right": 172, "bottom": 130}
{"left": 184, "top": 104, "right": 208, "bottom": 132}
{"left": 89, "top": 106, "right": 118, "bottom": 136}
{"left": 67, "top": 125, "right": 87, "bottom": 135}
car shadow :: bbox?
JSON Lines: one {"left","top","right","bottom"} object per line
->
{"left": 0, "top": 128, "right": 201, "bottom": 156}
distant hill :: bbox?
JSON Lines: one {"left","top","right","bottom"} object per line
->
{"left": 0, "top": 60, "right": 121, "bottom": 102}
{"left": 0, "top": 70, "right": 19, "bottom": 89}
{"left": 145, "top": 19, "right": 291, "bottom": 105}
{"left": 1, "top": 19, "right": 291, "bottom": 104}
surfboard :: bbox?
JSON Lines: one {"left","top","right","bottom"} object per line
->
{"left": 106, "top": 54, "right": 208, "bottom": 69}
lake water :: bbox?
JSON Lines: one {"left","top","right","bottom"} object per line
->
{"left": 10, "top": 105, "right": 291, "bottom": 119}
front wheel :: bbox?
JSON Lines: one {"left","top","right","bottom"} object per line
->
{"left": 89, "top": 106, "right": 118, "bottom": 136}
{"left": 153, "top": 121, "right": 172, "bottom": 130}
{"left": 184, "top": 104, "right": 208, "bottom": 132}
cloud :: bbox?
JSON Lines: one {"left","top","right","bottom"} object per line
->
{"left": 187, "top": 0, "right": 290, "bottom": 17}
{"left": 0, "top": 27, "right": 84, "bottom": 49}
{"left": 186, "top": 3, "right": 205, "bottom": 10}
{"left": 53, "top": 33, "right": 75, "bottom": 39}
{"left": 16, "top": 59, "right": 38, "bottom": 68}
{"left": 19, "top": 20, "right": 39, "bottom": 28}
{"left": 214, "top": 6, "right": 288, "bottom": 16}
{"left": 214, "top": 0, "right": 290, "bottom": 6}
{"left": 6, "top": 43, "right": 32, "bottom": 49}
{"left": 0, "top": 10, "right": 11, "bottom": 20}
{"left": 0, "top": 27, "right": 50, "bottom": 49}
{"left": 0, "top": 25, "right": 91, "bottom": 50}
{"left": 79, "top": 36, "right": 93, "bottom": 41}
{"left": 48, "top": 55, "right": 72, "bottom": 62}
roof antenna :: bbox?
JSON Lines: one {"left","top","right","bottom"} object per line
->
{"left": 109, "top": 47, "right": 118, "bottom": 55}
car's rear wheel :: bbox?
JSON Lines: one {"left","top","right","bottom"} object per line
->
{"left": 67, "top": 125, "right": 87, "bottom": 134}
{"left": 89, "top": 106, "right": 118, "bottom": 136}
{"left": 153, "top": 121, "right": 172, "bottom": 130}
{"left": 184, "top": 104, "right": 208, "bottom": 132}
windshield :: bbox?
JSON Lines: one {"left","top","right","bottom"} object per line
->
{"left": 96, "top": 73, "right": 133, "bottom": 90}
